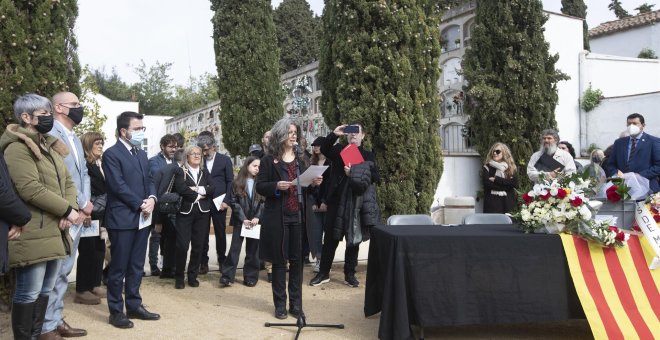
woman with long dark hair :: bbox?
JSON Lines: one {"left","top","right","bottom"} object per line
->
{"left": 220, "top": 156, "right": 264, "bottom": 287}
{"left": 307, "top": 137, "right": 329, "bottom": 273}
{"left": 257, "top": 118, "right": 322, "bottom": 319}
{"left": 482, "top": 142, "right": 518, "bottom": 213}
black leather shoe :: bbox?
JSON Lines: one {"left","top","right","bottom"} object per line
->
{"left": 150, "top": 266, "right": 161, "bottom": 277}
{"left": 126, "top": 305, "right": 160, "bottom": 320}
{"left": 109, "top": 312, "right": 134, "bottom": 329}
{"left": 344, "top": 274, "right": 359, "bottom": 287}
{"left": 244, "top": 279, "right": 257, "bottom": 287}
{"left": 288, "top": 306, "right": 302, "bottom": 318}
{"left": 199, "top": 263, "right": 209, "bottom": 275}
{"left": 219, "top": 277, "right": 232, "bottom": 288}
{"left": 159, "top": 271, "right": 175, "bottom": 279}
{"left": 175, "top": 280, "right": 185, "bottom": 289}
{"left": 188, "top": 279, "right": 200, "bottom": 288}
{"left": 274, "top": 308, "right": 287, "bottom": 320}
{"left": 309, "top": 273, "right": 330, "bottom": 286}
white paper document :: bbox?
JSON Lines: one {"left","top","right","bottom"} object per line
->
{"left": 81, "top": 220, "right": 100, "bottom": 238}
{"left": 293, "top": 165, "right": 329, "bottom": 187}
{"left": 213, "top": 193, "right": 227, "bottom": 211}
{"left": 240, "top": 223, "right": 261, "bottom": 239}
{"left": 139, "top": 212, "right": 152, "bottom": 230}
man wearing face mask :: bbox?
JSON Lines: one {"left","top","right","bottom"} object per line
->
{"left": 103, "top": 111, "right": 160, "bottom": 329}
{"left": 39, "top": 92, "right": 94, "bottom": 338}
{"left": 526, "top": 129, "right": 576, "bottom": 183}
{"left": 605, "top": 113, "right": 660, "bottom": 193}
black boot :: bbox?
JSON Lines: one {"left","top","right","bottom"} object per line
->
{"left": 11, "top": 301, "right": 34, "bottom": 340}
{"left": 31, "top": 294, "right": 49, "bottom": 338}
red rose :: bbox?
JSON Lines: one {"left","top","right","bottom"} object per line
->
{"left": 540, "top": 192, "right": 551, "bottom": 201}
{"left": 654, "top": 215, "right": 660, "bottom": 223}
{"left": 570, "top": 196, "right": 583, "bottom": 207}
{"left": 522, "top": 192, "right": 533, "bottom": 204}
{"left": 632, "top": 225, "right": 641, "bottom": 231}
{"left": 556, "top": 188, "right": 567, "bottom": 199}
{"left": 607, "top": 185, "right": 617, "bottom": 193}
{"left": 652, "top": 206, "right": 659, "bottom": 214}
{"left": 615, "top": 232, "right": 626, "bottom": 242}
{"left": 608, "top": 226, "right": 619, "bottom": 233}
{"left": 607, "top": 190, "right": 621, "bottom": 202}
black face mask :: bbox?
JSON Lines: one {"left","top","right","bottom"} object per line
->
{"left": 35, "top": 115, "right": 54, "bottom": 134}
{"left": 67, "top": 106, "right": 84, "bottom": 125}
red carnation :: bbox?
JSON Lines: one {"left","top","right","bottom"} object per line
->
{"left": 652, "top": 206, "right": 659, "bottom": 214}
{"left": 540, "top": 192, "right": 551, "bottom": 201}
{"left": 654, "top": 215, "right": 660, "bottom": 223}
{"left": 556, "top": 188, "right": 567, "bottom": 199}
{"left": 607, "top": 190, "right": 621, "bottom": 202}
{"left": 615, "top": 232, "right": 626, "bottom": 242}
{"left": 522, "top": 192, "right": 533, "bottom": 204}
{"left": 632, "top": 225, "right": 641, "bottom": 232}
{"left": 570, "top": 196, "right": 583, "bottom": 207}
{"left": 608, "top": 226, "right": 619, "bottom": 233}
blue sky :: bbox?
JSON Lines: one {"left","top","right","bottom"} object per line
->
{"left": 76, "top": 0, "right": 656, "bottom": 86}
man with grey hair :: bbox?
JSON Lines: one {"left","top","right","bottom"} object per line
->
{"left": 526, "top": 128, "right": 576, "bottom": 183}
{"left": 197, "top": 133, "right": 233, "bottom": 275}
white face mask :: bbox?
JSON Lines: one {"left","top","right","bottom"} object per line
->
{"left": 627, "top": 124, "right": 641, "bottom": 136}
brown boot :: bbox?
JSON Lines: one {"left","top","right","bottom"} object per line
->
{"left": 73, "top": 291, "right": 100, "bottom": 305}
{"left": 56, "top": 320, "right": 87, "bottom": 337}
{"left": 37, "top": 330, "right": 63, "bottom": 340}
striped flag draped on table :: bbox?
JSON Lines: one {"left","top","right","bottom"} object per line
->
{"left": 561, "top": 234, "right": 659, "bottom": 339}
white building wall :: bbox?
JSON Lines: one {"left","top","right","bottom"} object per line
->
{"left": 545, "top": 12, "right": 584, "bottom": 154}
{"left": 580, "top": 53, "right": 660, "bottom": 98}
{"left": 590, "top": 25, "right": 660, "bottom": 59}
{"left": 585, "top": 92, "right": 660, "bottom": 152}
{"left": 143, "top": 115, "right": 169, "bottom": 157}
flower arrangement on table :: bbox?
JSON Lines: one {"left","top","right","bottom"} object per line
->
{"left": 631, "top": 192, "right": 660, "bottom": 232}
{"left": 512, "top": 173, "right": 629, "bottom": 248}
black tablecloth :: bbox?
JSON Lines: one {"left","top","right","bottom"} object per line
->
{"left": 364, "top": 224, "right": 584, "bottom": 340}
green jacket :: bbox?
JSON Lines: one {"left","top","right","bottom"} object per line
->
{"left": 0, "top": 124, "right": 75, "bottom": 268}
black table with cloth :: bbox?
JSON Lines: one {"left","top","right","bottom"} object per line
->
{"left": 364, "top": 224, "right": 584, "bottom": 340}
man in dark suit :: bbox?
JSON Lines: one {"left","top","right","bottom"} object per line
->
{"left": 196, "top": 133, "right": 233, "bottom": 274}
{"left": 102, "top": 111, "right": 160, "bottom": 329}
{"left": 147, "top": 134, "right": 179, "bottom": 277}
{"left": 605, "top": 113, "right": 660, "bottom": 193}
{"left": 0, "top": 151, "right": 31, "bottom": 275}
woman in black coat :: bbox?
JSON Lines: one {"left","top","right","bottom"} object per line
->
{"left": 172, "top": 145, "right": 214, "bottom": 289}
{"left": 481, "top": 142, "right": 518, "bottom": 213}
{"left": 257, "top": 118, "right": 322, "bottom": 320}
{"left": 77, "top": 132, "right": 108, "bottom": 301}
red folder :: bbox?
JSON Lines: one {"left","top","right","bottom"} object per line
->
{"left": 340, "top": 144, "right": 364, "bottom": 165}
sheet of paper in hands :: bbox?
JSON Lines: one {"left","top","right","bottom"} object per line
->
{"left": 340, "top": 144, "right": 364, "bottom": 166}
{"left": 240, "top": 222, "right": 261, "bottom": 239}
{"left": 81, "top": 220, "right": 100, "bottom": 238}
{"left": 213, "top": 193, "right": 226, "bottom": 211}
{"left": 293, "top": 165, "right": 329, "bottom": 187}
{"left": 139, "top": 212, "right": 152, "bottom": 230}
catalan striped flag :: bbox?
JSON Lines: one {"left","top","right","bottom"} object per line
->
{"left": 561, "top": 234, "right": 660, "bottom": 339}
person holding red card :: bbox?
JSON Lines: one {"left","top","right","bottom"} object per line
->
{"left": 309, "top": 124, "right": 381, "bottom": 288}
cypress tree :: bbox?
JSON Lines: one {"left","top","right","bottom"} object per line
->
{"left": 319, "top": 0, "right": 444, "bottom": 217}
{"left": 0, "top": 0, "right": 80, "bottom": 133}
{"left": 462, "top": 0, "right": 569, "bottom": 188}
{"left": 561, "top": 0, "right": 590, "bottom": 51}
{"left": 273, "top": 0, "right": 320, "bottom": 73}
{"left": 211, "top": 0, "right": 282, "bottom": 156}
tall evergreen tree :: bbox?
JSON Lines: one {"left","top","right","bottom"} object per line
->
{"left": 211, "top": 0, "right": 282, "bottom": 156}
{"left": 609, "top": 0, "right": 631, "bottom": 19}
{"left": 273, "top": 0, "right": 320, "bottom": 73}
{"left": 319, "top": 0, "right": 444, "bottom": 217}
{"left": 561, "top": 0, "right": 590, "bottom": 51}
{"left": 0, "top": 0, "right": 81, "bottom": 134}
{"left": 462, "top": 0, "right": 569, "bottom": 188}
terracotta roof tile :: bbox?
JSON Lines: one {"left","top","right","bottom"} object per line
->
{"left": 589, "top": 10, "right": 660, "bottom": 37}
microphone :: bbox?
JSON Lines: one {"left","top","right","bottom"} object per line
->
{"left": 293, "top": 142, "right": 302, "bottom": 155}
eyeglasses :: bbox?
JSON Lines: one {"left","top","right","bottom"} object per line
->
{"left": 32, "top": 110, "right": 52, "bottom": 116}
{"left": 492, "top": 150, "right": 502, "bottom": 155}
{"left": 190, "top": 153, "right": 202, "bottom": 157}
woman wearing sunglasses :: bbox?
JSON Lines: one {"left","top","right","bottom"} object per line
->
{"left": 482, "top": 143, "right": 518, "bottom": 213}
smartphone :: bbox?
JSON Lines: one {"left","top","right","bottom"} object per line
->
{"left": 344, "top": 125, "right": 360, "bottom": 134}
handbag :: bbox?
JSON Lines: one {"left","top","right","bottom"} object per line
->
{"left": 158, "top": 172, "right": 181, "bottom": 215}
{"left": 90, "top": 194, "right": 107, "bottom": 219}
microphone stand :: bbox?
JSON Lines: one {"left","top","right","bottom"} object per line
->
{"left": 265, "top": 145, "right": 344, "bottom": 339}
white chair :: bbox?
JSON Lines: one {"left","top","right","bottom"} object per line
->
{"left": 462, "top": 213, "right": 512, "bottom": 225}
{"left": 387, "top": 214, "right": 434, "bottom": 225}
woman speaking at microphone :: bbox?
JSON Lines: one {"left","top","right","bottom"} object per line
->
{"left": 257, "top": 118, "right": 323, "bottom": 319}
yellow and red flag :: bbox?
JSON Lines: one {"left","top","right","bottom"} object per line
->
{"left": 561, "top": 234, "right": 659, "bottom": 339}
